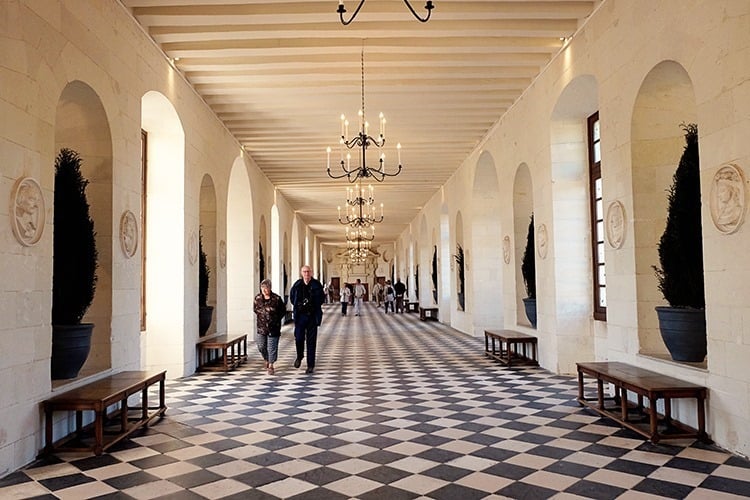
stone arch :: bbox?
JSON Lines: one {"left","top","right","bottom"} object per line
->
{"left": 227, "top": 157, "right": 254, "bottom": 334}
{"left": 199, "top": 174, "right": 217, "bottom": 337}
{"left": 513, "top": 163, "right": 534, "bottom": 327}
{"left": 548, "top": 74, "right": 599, "bottom": 371}
{"left": 54, "top": 80, "right": 113, "bottom": 377}
{"left": 631, "top": 61, "right": 698, "bottom": 357}
{"left": 258, "top": 214, "right": 268, "bottom": 284}
{"left": 141, "top": 90, "right": 186, "bottom": 375}
{"left": 471, "top": 151, "right": 503, "bottom": 334}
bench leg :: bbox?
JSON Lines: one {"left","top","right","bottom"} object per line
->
{"left": 94, "top": 409, "right": 105, "bottom": 455}
{"left": 577, "top": 370, "right": 584, "bottom": 404}
{"left": 648, "top": 397, "right": 659, "bottom": 442}
{"left": 44, "top": 408, "right": 53, "bottom": 453}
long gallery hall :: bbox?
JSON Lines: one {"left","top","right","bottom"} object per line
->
{"left": 1, "top": 303, "right": 748, "bottom": 499}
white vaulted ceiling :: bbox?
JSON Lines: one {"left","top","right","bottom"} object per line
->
{"left": 122, "top": 0, "right": 598, "bottom": 245}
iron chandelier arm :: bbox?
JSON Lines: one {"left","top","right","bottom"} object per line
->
{"left": 337, "top": 1, "right": 434, "bottom": 25}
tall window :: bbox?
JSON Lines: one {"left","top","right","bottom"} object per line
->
{"left": 140, "top": 130, "right": 148, "bottom": 331}
{"left": 588, "top": 112, "right": 606, "bottom": 320}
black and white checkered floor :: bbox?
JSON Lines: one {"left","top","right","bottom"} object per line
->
{"left": 3, "top": 303, "right": 750, "bottom": 499}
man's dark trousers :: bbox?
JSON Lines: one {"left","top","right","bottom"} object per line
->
{"left": 294, "top": 312, "right": 318, "bottom": 368}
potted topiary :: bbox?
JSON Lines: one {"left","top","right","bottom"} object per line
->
{"left": 431, "top": 245, "right": 438, "bottom": 303}
{"left": 51, "top": 148, "right": 99, "bottom": 379}
{"left": 198, "top": 228, "right": 213, "bottom": 337}
{"left": 652, "top": 123, "right": 706, "bottom": 362}
{"left": 453, "top": 244, "right": 465, "bottom": 311}
{"left": 521, "top": 214, "right": 537, "bottom": 328}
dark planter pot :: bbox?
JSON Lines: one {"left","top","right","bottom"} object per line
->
{"left": 432, "top": 289, "right": 438, "bottom": 303}
{"left": 199, "top": 305, "right": 214, "bottom": 337}
{"left": 51, "top": 323, "right": 94, "bottom": 380}
{"left": 655, "top": 306, "right": 707, "bottom": 362}
{"left": 457, "top": 292, "right": 465, "bottom": 311}
{"left": 522, "top": 297, "right": 537, "bottom": 329}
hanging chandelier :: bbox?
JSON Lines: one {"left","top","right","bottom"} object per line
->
{"left": 337, "top": 1, "right": 435, "bottom": 25}
{"left": 346, "top": 236, "right": 375, "bottom": 264}
{"left": 327, "top": 47, "right": 403, "bottom": 183}
{"left": 346, "top": 225, "right": 375, "bottom": 243}
{"left": 338, "top": 198, "right": 383, "bottom": 228}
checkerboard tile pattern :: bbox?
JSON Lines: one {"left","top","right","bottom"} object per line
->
{"left": 3, "top": 303, "right": 749, "bottom": 499}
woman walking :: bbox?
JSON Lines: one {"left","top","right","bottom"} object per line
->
{"left": 253, "top": 279, "right": 287, "bottom": 374}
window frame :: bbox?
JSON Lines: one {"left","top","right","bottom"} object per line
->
{"left": 587, "top": 112, "right": 607, "bottom": 321}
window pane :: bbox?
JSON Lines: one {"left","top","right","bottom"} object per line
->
{"left": 596, "top": 199, "right": 603, "bottom": 219}
{"left": 599, "top": 265, "right": 606, "bottom": 285}
{"left": 594, "top": 141, "right": 601, "bottom": 163}
{"left": 599, "top": 287, "right": 607, "bottom": 307}
{"left": 596, "top": 221, "right": 604, "bottom": 239}
{"left": 597, "top": 242, "right": 605, "bottom": 262}
{"left": 595, "top": 178, "right": 602, "bottom": 198}
{"left": 593, "top": 119, "right": 600, "bottom": 142}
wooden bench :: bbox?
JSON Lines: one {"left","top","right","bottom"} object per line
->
{"left": 196, "top": 332, "right": 248, "bottom": 372}
{"left": 484, "top": 329, "right": 538, "bottom": 367}
{"left": 419, "top": 306, "right": 438, "bottom": 321}
{"left": 406, "top": 301, "right": 419, "bottom": 313}
{"left": 43, "top": 370, "right": 166, "bottom": 456}
{"left": 576, "top": 361, "right": 710, "bottom": 443}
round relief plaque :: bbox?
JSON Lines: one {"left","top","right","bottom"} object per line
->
{"left": 188, "top": 229, "right": 198, "bottom": 265}
{"left": 536, "top": 224, "right": 548, "bottom": 259}
{"left": 502, "top": 235, "right": 511, "bottom": 264}
{"left": 10, "top": 176, "right": 45, "bottom": 247}
{"left": 710, "top": 163, "right": 745, "bottom": 234}
{"left": 219, "top": 240, "right": 227, "bottom": 269}
{"left": 606, "top": 200, "right": 626, "bottom": 249}
{"left": 119, "top": 210, "right": 138, "bottom": 258}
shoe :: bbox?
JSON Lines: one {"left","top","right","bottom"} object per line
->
{"left": 294, "top": 358, "right": 301, "bottom": 368}
{"left": 268, "top": 366, "right": 274, "bottom": 375}
{"left": 305, "top": 367, "right": 314, "bottom": 374}
{"left": 265, "top": 361, "right": 269, "bottom": 369}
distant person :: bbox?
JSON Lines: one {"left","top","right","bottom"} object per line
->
{"left": 394, "top": 279, "right": 407, "bottom": 313}
{"left": 353, "top": 279, "right": 366, "bottom": 316}
{"left": 383, "top": 280, "right": 395, "bottom": 314}
{"left": 340, "top": 284, "right": 351, "bottom": 316}
{"left": 253, "top": 279, "right": 286, "bottom": 375}
{"left": 289, "top": 265, "right": 325, "bottom": 374}
{"left": 372, "top": 281, "right": 383, "bottom": 308}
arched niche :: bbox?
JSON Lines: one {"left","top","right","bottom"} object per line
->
{"left": 54, "top": 80, "right": 113, "bottom": 377}
{"left": 141, "top": 90, "right": 187, "bottom": 376}
{"left": 548, "top": 74, "right": 599, "bottom": 371}
{"left": 513, "top": 163, "right": 534, "bottom": 327}
{"left": 227, "top": 156, "right": 254, "bottom": 334}
{"left": 199, "top": 174, "right": 217, "bottom": 337}
{"left": 471, "top": 151, "right": 503, "bottom": 333}
{"left": 631, "top": 61, "right": 698, "bottom": 357}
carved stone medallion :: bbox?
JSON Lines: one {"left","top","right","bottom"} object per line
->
{"left": 710, "top": 163, "right": 745, "bottom": 234}
{"left": 10, "top": 176, "right": 45, "bottom": 247}
{"left": 536, "top": 223, "right": 548, "bottom": 259}
{"left": 119, "top": 210, "right": 138, "bottom": 258}
{"left": 502, "top": 235, "right": 511, "bottom": 264}
{"left": 219, "top": 240, "right": 227, "bottom": 269}
{"left": 188, "top": 229, "right": 198, "bottom": 265}
{"left": 606, "top": 200, "right": 626, "bottom": 249}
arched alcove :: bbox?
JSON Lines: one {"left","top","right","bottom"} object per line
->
{"left": 631, "top": 61, "right": 698, "bottom": 357}
{"left": 548, "top": 74, "right": 599, "bottom": 371}
{"left": 54, "top": 81, "right": 113, "bottom": 377}
{"left": 471, "top": 151, "right": 503, "bottom": 334}
{"left": 227, "top": 157, "right": 254, "bottom": 334}
{"left": 439, "top": 205, "right": 451, "bottom": 323}
{"left": 271, "top": 205, "right": 281, "bottom": 296}
{"left": 199, "top": 174, "right": 217, "bottom": 338}
{"left": 258, "top": 215, "right": 267, "bottom": 286}
{"left": 513, "top": 163, "right": 534, "bottom": 327}
{"left": 141, "top": 90, "right": 186, "bottom": 376}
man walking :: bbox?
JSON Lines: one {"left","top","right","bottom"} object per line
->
{"left": 353, "top": 278, "right": 366, "bottom": 316}
{"left": 394, "top": 278, "right": 407, "bottom": 313}
{"left": 290, "top": 265, "right": 325, "bottom": 373}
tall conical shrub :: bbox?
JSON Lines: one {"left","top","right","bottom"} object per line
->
{"left": 653, "top": 124, "right": 704, "bottom": 308}
{"left": 521, "top": 214, "right": 536, "bottom": 299}
{"left": 52, "top": 148, "right": 98, "bottom": 325}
